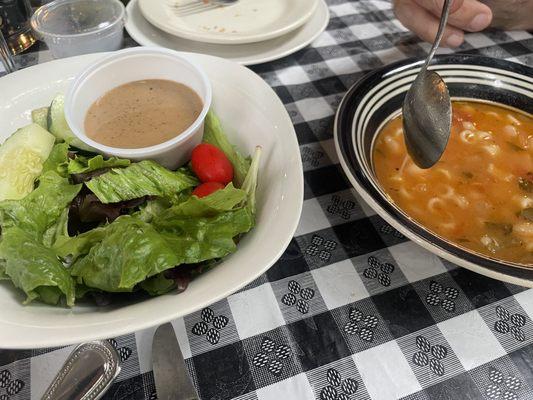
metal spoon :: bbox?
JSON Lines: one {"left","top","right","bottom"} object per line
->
{"left": 402, "top": 0, "right": 452, "bottom": 169}
{"left": 41, "top": 341, "right": 121, "bottom": 400}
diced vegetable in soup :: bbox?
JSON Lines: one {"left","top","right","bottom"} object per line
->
{"left": 373, "top": 102, "right": 533, "bottom": 265}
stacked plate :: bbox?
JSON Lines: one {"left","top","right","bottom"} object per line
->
{"left": 126, "top": 0, "right": 330, "bottom": 65}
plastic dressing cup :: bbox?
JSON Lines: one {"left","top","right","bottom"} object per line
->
{"left": 31, "top": 0, "right": 125, "bottom": 59}
{"left": 65, "top": 47, "right": 212, "bottom": 169}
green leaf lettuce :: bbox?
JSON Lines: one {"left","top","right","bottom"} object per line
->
{"left": 0, "top": 171, "right": 81, "bottom": 242}
{"left": 42, "top": 142, "right": 70, "bottom": 177}
{"left": 157, "top": 183, "right": 246, "bottom": 219}
{"left": 0, "top": 227, "right": 75, "bottom": 305}
{"left": 203, "top": 111, "right": 250, "bottom": 187}
{"left": 86, "top": 160, "right": 198, "bottom": 203}
{"left": 140, "top": 273, "right": 176, "bottom": 296}
{"left": 70, "top": 216, "right": 181, "bottom": 292}
{"left": 68, "top": 154, "right": 130, "bottom": 175}
{"left": 61, "top": 204, "right": 253, "bottom": 293}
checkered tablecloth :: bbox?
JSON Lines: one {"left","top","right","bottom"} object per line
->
{"left": 2, "top": 1, "right": 533, "bottom": 399}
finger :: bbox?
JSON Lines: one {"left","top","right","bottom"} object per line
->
{"left": 413, "top": 0, "right": 493, "bottom": 32}
{"left": 394, "top": 0, "right": 465, "bottom": 47}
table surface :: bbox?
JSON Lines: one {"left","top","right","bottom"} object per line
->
{"left": 2, "top": 1, "right": 533, "bottom": 399}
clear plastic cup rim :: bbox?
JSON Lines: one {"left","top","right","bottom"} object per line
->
{"left": 31, "top": 0, "right": 126, "bottom": 39}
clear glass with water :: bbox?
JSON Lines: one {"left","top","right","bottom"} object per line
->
{"left": 30, "top": 0, "right": 126, "bottom": 59}
{"left": 0, "top": 30, "right": 16, "bottom": 73}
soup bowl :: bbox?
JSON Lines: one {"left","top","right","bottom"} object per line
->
{"left": 334, "top": 54, "right": 533, "bottom": 286}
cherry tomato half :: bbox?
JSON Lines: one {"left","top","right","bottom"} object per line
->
{"left": 192, "top": 182, "right": 225, "bottom": 198}
{"left": 191, "top": 143, "right": 233, "bottom": 184}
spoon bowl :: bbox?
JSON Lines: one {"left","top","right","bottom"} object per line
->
{"left": 403, "top": 69, "right": 452, "bottom": 168}
{"left": 402, "top": 0, "right": 452, "bottom": 169}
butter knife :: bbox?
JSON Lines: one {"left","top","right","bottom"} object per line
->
{"left": 152, "top": 323, "right": 199, "bottom": 400}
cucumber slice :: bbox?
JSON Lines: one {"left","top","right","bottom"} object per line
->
{"left": 31, "top": 107, "right": 49, "bottom": 130}
{"left": 47, "top": 94, "right": 93, "bottom": 151}
{"left": 0, "top": 123, "right": 55, "bottom": 201}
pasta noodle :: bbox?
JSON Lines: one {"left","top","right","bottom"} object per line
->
{"left": 476, "top": 130, "right": 492, "bottom": 141}
{"left": 507, "top": 113, "right": 521, "bottom": 125}
{"left": 462, "top": 121, "right": 475, "bottom": 130}
{"left": 427, "top": 197, "right": 446, "bottom": 213}
{"left": 504, "top": 124, "right": 518, "bottom": 138}
{"left": 435, "top": 168, "right": 452, "bottom": 180}
{"left": 459, "top": 129, "right": 476, "bottom": 143}
{"left": 374, "top": 101, "right": 533, "bottom": 265}
{"left": 482, "top": 144, "right": 500, "bottom": 156}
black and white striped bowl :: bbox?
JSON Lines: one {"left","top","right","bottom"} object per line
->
{"left": 334, "top": 54, "right": 533, "bottom": 286}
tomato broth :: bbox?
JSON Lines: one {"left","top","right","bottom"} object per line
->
{"left": 373, "top": 101, "right": 533, "bottom": 265}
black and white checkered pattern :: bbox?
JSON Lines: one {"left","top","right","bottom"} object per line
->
{"left": 2, "top": 1, "right": 533, "bottom": 399}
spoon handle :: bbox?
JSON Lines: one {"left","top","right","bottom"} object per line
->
{"left": 423, "top": 0, "right": 452, "bottom": 70}
{"left": 41, "top": 341, "right": 121, "bottom": 400}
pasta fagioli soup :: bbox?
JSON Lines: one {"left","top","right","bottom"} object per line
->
{"left": 373, "top": 101, "right": 533, "bottom": 265}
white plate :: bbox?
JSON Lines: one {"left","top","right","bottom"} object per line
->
{"left": 0, "top": 52, "right": 303, "bottom": 349}
{"left": 126, "top": 0, "right": 329, "bottom": 66}
{"left": 138, "top": 0, "right": 319, "bottom": 45}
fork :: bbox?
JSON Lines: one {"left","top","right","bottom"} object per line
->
{"left": 171, "top": 0, "right": 239, "bottom": 16}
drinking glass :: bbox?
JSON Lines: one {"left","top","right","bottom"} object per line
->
{"left": 0, "top": 29, "right": 15, "bottom": 73}
{"left": 0, "top": 0, "right": 36, "bottom": 55}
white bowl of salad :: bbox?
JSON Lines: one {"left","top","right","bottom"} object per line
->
{"left": 0, "top": 51, "right": 303, "bottom": 348}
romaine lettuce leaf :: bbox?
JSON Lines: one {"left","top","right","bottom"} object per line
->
{"left": 203, "top": 111, "right": 250, "bottom": 187}
{"left": 35, "top": 286, "right": 63, "bottom": 305}
{"left": 140, "top": 273, "right": 176, "bottom": 296}
{"left": 68, "top": 154, "right": 130, "bottom": 175}
{"left": 63, "top": 204, "right": 253, "bottom": 293}
{"left": 0, "top": 260, "right": 7, "bottom": 280}
{"left": 74, "top": 284, "right": 95, "bottom": 300}
{"left": 154, "top": 207, "right": 254, "bottom": 262}
{"left": 0, "top": 227, "right": 75, "bottom": 306}
{"left": 42, "top": 142, "right": 70, "bottom": 177}
{"left": 70, "top": 216, "right": 181, "bottom": 292}
{"left": 135, "top": 198, "right": 172, "bottom": 223}
{"left": 158, "top": 183, "right": 246, "bottom": 219}
{"left": 54, "top": 225, "right": 107, "bottom": 262}
{"left": 42, "top": 207, "right": 70, "bottom": 248}
{"left": 0, "top": 171, "right": 81, "bottom": 242}
{"left": 240, "top": 146, "right": 261, "bottom": 217}
{"left": 86, "top": 160, "right": 198, "bottom": 203}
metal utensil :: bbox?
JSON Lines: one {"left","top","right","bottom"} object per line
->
{"left": 152, "top": 322, "right": 199, "bottom": 400}
{"left": 402, "top": 0, "right": 452, "bottom": 169}
{"left": 171, "top": 0, "right": 239, "bottom": 16}
{"left": 41, "top": 341, "right": 121, "bottom": 400}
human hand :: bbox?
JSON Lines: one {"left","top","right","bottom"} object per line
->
{"left": 481, "top": 0, "right": 533, "bottom": 31}
{"left": 393, "top": 0, "right": 493, "bottom": 47}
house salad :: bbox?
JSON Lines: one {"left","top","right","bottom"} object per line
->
{"left": 0, "top": 95, "right": 260, "bottom": 307}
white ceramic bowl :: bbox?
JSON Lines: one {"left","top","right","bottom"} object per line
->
{"left": 65, "top": 47, "right": 212, "bottom": 169}
{"left": 0, "top": 52, "right": 303, "bottom": 348}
